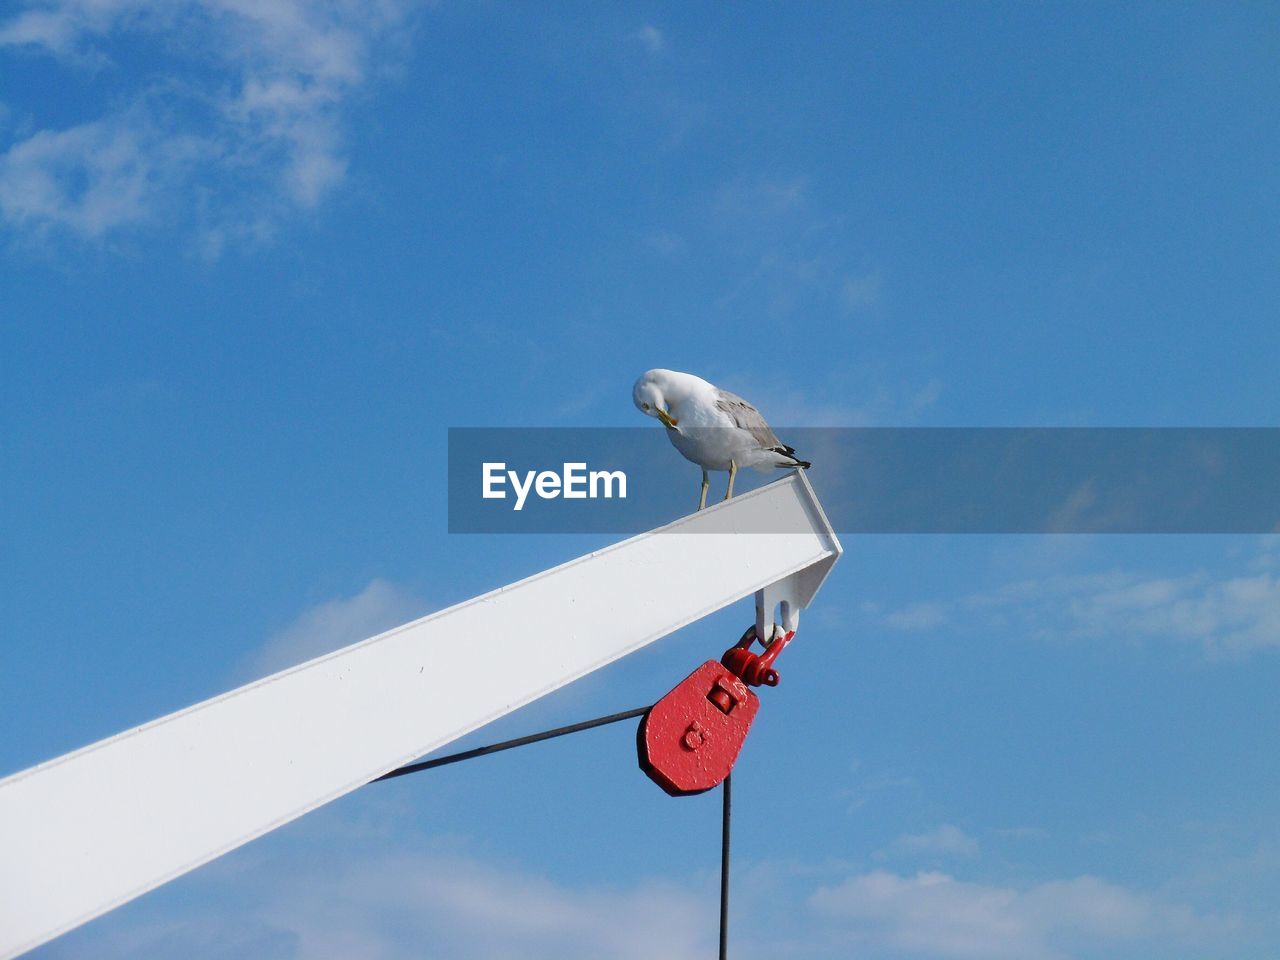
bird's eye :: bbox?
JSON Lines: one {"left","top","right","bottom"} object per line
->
{"left": 642, "top": 403, "right": 650, "bottom": 410}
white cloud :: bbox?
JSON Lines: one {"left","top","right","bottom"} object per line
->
{"left": 994, "top": 825, "right": 1049, "bottom": 840}
{"left": 1253, "top": 535, "right": 1279, "bottom": 570}
{"left": 810, "top": 870, "right": 1223, "bottom": 960}
{"left": 0, "top": 120, "right": 155, "bottom": 237}
{"left": 707, "top": 173, "right": 896, "bottom": 331}
{"left": 714, "top": 374, "right": 942, "bottom": 427}
{"left": 278, "top": 852, "right": 710, "bottom": 960}
{"left": 59, "top": 805, "right": 716, "bottom": 960}
{"left": 877, "top": 562, "right": 1280, "bottom": 656}
{"left": 713, "top": 174, "right": 808, "bottom": 226}
{"left": 838, "top": 758, "right": 918, "bottom": 814}
{"left": 0, "top": 0, "right": 414, "bottom": 247}
{"left": 882, "top": 600, "right": 947, "bottom": 631}
{"left": 897, "top": 825, "right": 979, "bottom": 858}
{"left": 31, "top": 787, "right": 1243, "bottom": 960}
{"left": 0, "top": 4, "right": 89, "bottom": 55}
{"left": 645, "top": 228, "right": 687, "bottom": 257}
{"left": 633, "top": 24, "right": 663, "bottom": 54}
{"left": 243, "top": 578, "right": 426, "bottom": 679}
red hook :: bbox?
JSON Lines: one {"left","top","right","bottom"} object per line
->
{"left": 720, "top": 623, "right": 795, "bottom": 688}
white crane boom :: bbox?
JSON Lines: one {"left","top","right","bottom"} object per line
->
{"left": 0, "top": 473, "right": 841, "bottom": 958}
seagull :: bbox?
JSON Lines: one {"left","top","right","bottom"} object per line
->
{"left": 633, "top": 368, "right": 810, "bottom": 510}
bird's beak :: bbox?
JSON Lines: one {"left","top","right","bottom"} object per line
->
{"left": 656, "top": 408, "right": 678, "bottom": 429}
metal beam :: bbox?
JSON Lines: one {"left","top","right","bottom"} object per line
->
{"left": 0, "top": 472, "right": 841, "bottom": 958}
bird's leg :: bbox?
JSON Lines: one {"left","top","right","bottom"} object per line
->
{"left": 724, "top": 460, "right": 737, "bottom": 500}
{"left": 699, "top": 468, "right": 709, "bottom": 511}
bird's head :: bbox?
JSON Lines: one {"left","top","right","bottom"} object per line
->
{"left": 633, "top": 369, "right": 679, "bottom": 429}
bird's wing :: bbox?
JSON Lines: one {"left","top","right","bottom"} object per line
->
{"left": 713, "top": 388, "right": 792, "bottom": 453}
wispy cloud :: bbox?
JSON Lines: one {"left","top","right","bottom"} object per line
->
{"left": 0, "top": 117, "right": 201, "bottom": 238}
{"left": 241, "top": 578, "right": 426, "bottom": 679}
{"left": 632, "top": 24, "right": 663, "bottom": 55}
{"left": 0, "top": 0, "right": 414, "bottom": 250}
{"left": 993, "top": 825, "right": 1049, "bottom": 840}
{"left": 644, "top": 227, "right": 687, "bottom": 257}
{"left": 49, "top": 797, "right": 1235, "bottom": 960}
{"left": 262, "top": 850, "right": 711, "bottom": 960}
{"left": 1253, "top": 535, "right": 1280, "bottom": 570}
{"left": 896, "top": 825, "right": 980, "bottom": 858}
{"left": 882, "top": 600, "right": 948, "bottom": 631}
{"left": 713, "top": 175, "right": 808, "bottom": 224}
{"left": 838, "top": 757, "right": 919, "bottom": 814}
{"left": 709, "top": 175, "right": 887, "bottom": 322}
{"left": 875, "top": 555, "right": 1280, "bottom": 657}
{"left": 56, "top": 803, "right": 716, "bottom": 960}
{"left": 713, "top": 371, "right": 942, "bottom": 427}
{"left": 810, "top": 870, "right": 1229, "bottom": 960}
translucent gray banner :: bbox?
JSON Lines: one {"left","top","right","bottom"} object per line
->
{"left": 448, "top": 428, "right": 1279, "bottom": 534}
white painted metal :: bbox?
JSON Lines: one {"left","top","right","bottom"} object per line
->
{"left": 0, "top": 473, "right": 841, "bottom": 958}
{"left": 754, "top": 477, "right": 839, "bottom": 640}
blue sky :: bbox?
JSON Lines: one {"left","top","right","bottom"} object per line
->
{"left": 2, "top": 3, "right": 1278, "bottom": 958}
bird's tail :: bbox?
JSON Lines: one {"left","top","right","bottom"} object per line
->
{"left": 769, "top": 444, "right": 810, "bottom": 470}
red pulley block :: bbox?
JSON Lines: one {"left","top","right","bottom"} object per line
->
{"left": 637, "top": 662, "right": 759, "bottom": 796}
{"left": 637, "top": 624, "right": 795, "bottom": 796}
